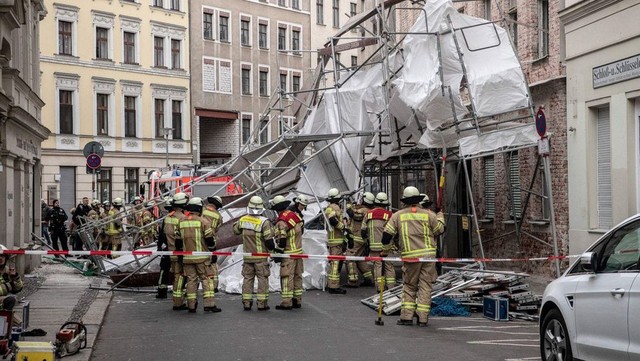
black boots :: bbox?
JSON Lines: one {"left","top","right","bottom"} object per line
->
{"left": 361, "top": 278, "right": 374, "bottom": 287}
{"left": 155, "top": 287, "right": 168, "bottom": 299}
{"left": 173, "top": 304, "right": 189, "bottom": 311}
{"left": 396, "top": 319, "right": 414, "bottom": 326}
{"left": 292, "top": 299, "right": 301, "bottom": 309}
{"left": 328, "top": 287, "right": 347, "bottom": 295}
{"left": 275, "top": 304, "right": 292, "bottom": 310}
{"left": 204, "top": 306, "right": 222, "bottom": 313}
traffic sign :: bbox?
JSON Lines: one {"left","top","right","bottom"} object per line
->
{"left": 83, "top": 141, "right": 105, "bottom": 158}
{"left": 535, "top": 108, "right": 547, "bottom": 138}
{"left": 86, "top": 153, "right": 102, "bottom": 169}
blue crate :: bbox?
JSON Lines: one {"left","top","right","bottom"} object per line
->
{"left": 483, "top": 296, "right": 509, "bottom": 321}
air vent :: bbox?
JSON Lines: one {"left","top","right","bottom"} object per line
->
{"left": 566, "top": 295, "right": 574, "bottom": 309}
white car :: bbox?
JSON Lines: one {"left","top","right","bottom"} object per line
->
{"left": 539, "top": 214, "right": 640, "bottom": 361}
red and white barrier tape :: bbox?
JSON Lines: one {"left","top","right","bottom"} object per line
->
{"left": 0, "top": 249, "right": 577, "bottom": 263}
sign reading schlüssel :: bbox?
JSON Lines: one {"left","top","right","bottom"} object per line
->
{"left": 593, "top": 53, "right": 640, "bottom": 88}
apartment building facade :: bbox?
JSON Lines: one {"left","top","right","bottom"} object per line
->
{"left": 560, "top": 0, "right": 640, "bottom": 253}
{"left": 40, "top": 0, "right": 192, "bottom": 212}
{"left": 0, "top": 0, "right": 49, "bottom": 271}
{"left": 190, "top": 0, "right": 311, "bottom": 167}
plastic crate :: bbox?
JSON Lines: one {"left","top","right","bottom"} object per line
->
{"left": 483, "top": 296, "right": 509, "bottom": 321}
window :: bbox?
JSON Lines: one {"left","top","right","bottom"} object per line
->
{"left": 278, "top": 0, "right": 286, "bottom": 6}
{"left": 241, "top": 19, "right": 250, "bottom": 46}
{"left": 292, "top": 74, "right": 300, "bottom": 93}
{"left": 203, "top": 13, "right": 213, "bottom": 39}
{"left": 155, "top": 99, "right": 165, "bottom": 139}
{"left": 242, "top": 68, "right": 251, "bottom": 95}
{"left": 280, "top": 73, "right": 287, "bottom": 93}
{"left": 154, "top": 36, "right": 164, "bottom": 67}
{"left": 292, "top": 0, "right": 300, "bottom": 9}
{"left": 508, "top": 151, "right": 522, "bottom": 219}
{"left": 123, "top": 32, "right": 136, "bottom": 64}
{"left": 333, "top": 0, "right": 339, "bottom": 28}
{"left": 509, "top": 8, "right": 518, "bottom": 50}
{"left": 153, "top": 0, "right": 163, "bottom": 7}
{"left": 97, "top": 168, "right": 112, "bottom": 203}
{"left": 259, "top": 69, "right": 269, "bottom": 96}
{"left": 58, "top": 21, "right": 73, "bottom": 55}
{"left": 172, "top": 100, "right": 182, "bottom": 140}
{"left": 278, "top": 27, "right": 286, "bottom": 51}
{"left": 291, "top": 29, "right": 300, "bottom": 54}
{"left": 242, "top": 115, "right": 252, "bottom": 144}
{"left": 124, "top": 168, "right": 139, "bottom": 204}
{"left": 259, "top": 23, "right": 268, "bottom": 49}
{"left": 350, "top": 2, "right": 357, "bottom": 16}
{"left": 597, "top": 107, "right": 612, "bottom": 229}
{"left": 170, "top": 0, "right": 180, "bottom": 11}
{"left": 351, "top": 56, "right": 357, "bottom": 67}
{"left": 171, "top": 39, "right": 181, "bottom": 69}
{"left": 219, "top": 15, "right": 229, "bottom": 42}
{"left": 59, "top": 90, "right": 73, "bottom": 134}
{"left": 484, "top": 156, "right": 496, "bottom": 219}
{"left": 537, "top": 0, "right": 549, "bottom": 58}
{"left": 594, "top": 220, "right": 640, "bottom": 272}
{"left": 316, "top": 0, "right": 324, "bottom": 25}
{"left": 124, "top": 96, "right": 136, "bottom": 137}
{"left": 96, "top": 27, "right": 109, "bottom": 59}
{"left": 96, "top": 94, "right": 109, "bottom": 135}
{"left": 259, "top": 117, "right": 269, "bottom": 144}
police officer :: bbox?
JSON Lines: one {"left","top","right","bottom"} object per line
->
{"left": 382, "top": 186, "right": 445, "bottom": 327}
{"left": 324, "top": 188, "right": 351, "bottom": 294}
{"left": 362, "top": 192, "right": 395, "bottom": 292}
{"left": 345, "top": 192, "right": 375, "bottom": 288}
{"left": 270, "top": 196, "right": 305, "bottom": 310}
{"left": 167, "top": 193, "right": 189, "bottom": 310}
{"left": 202, "top": 195, "right": 223, "bottom": 292}
{"left": 105, "top": 198, "right": 125, "bottom": 255}
{"left": 47, "top": 199, "right": 69, "bottom": 252}
{"left": 233, "top": 196, "right": 276, "bottom": 311}
{"left": 177, "top": 197, "right": 220, "bottom": 313}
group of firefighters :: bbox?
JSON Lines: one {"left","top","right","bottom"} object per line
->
{"left": 151, "top": 185, "right": 444, "bottom": 327}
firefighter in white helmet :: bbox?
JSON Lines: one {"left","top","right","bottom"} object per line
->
{"left": 324, "top": 188, "right": 350, "bottom": 294}
{"left": 203, "top": 194, "right": 223, "bottom": 292}
{"left": 165, "top": 192, "right": 189, "bottom": 310}
{"left": 233, "top": 196, "right": 276, "bottom": 311}
{"left": 345, "top": 192, "right": 374, "bottom": 288}
{"left": 105, "top": 197, "right": 125, "bottom": 255}
{"left": 382, "top": 186, "right": 445, "bottom": 327}
{"left": 270, "top": 195, "right": 304, "bottom": 310}
{"left": 362, "top": 192, "right": 395, "bottom": 292}
{"left": 176, "top": 197, "right": 220, "bottom": 313}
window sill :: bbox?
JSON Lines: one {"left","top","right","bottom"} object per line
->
{"left": 241, "top": 93, "right": 253, "bottom": 97}
{"left": 121, "top": 62, "right": 140, "bottom": 66}
{"left": 219, "top": 40, "right": 231, "bottom": 44}
{"left": 532, "top": 54, "right": 549, "bottom": 65}
{"left": 527, "top": 219, "right": 550, "bottom": 226}
{"left": 203, "top": 37, "right": 215, "bottom": 42}
{"left": 502, "top": 219, "right": 522, "bottom": 225}
{"left": 93, "top": 58, "right": 114, "bottom": 63}
{"left": 153, "top": 66, "right": 168, "bottom": 70}
{"left": 317, "top": 23, "right": 325, "bottom": 26}
{"left": 259, "top": 47, "right": 269, "bottom": 51}
{"left": 56, "top": 54, "right": 79, "bottom": 59}
{"left": 478, "top": 218, "right": 494, "bottom": 224}
{"left": 241, "top": 44, "right": 252, "bottom": 48}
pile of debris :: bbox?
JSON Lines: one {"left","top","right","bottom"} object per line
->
{"left": 361, "top": 264, "right": 542, "bottom": 321}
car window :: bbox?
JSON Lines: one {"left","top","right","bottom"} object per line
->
{"left": 597, "top": 220, "right": 640, "bottom": 273}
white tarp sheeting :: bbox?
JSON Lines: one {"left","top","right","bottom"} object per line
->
{"left": 459, "top": 124, "right": 540, "bottom": 157}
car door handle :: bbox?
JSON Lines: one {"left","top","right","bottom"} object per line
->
{"left": 611, "top": 288, "right": 625, "bottom": 298}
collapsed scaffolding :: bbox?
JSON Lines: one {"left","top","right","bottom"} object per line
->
{"left": 73, "top": 0, "right": 562, "bottom": 291}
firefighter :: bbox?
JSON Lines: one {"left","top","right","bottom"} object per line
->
{"left": 232, "top": 196, "right": 276, "bottom": 311}
{"left": 105, "top": 198, "right": 125, "bottom": 255}
{"left": 324, "top": 188, "right": 351, "bottom": 294}
{"left": 47, "top": 199, "right": 69, "bottom": 252}
{"left": 382, "top": 186, "right": 445, "bottom": 327}
{"left": 155, "top": 199, "right": 172, "bottom": 299}
{"left": 138, "top": 200, "right": 156, "bottom": 247}
{"left": 130, "top": 196, "right": 144, "bottom": 246}
{"left": 288, "top": 194, "right": 308, "bottom": 220}
{"left": 270, "top": 196, "right": 304, "bottom": 310}
{"left": 99, "top": 201, "right": 111, "bottom": 250}
{"left": 345, "top": 192, "right": 375, "bottom": 288}
{"left": 0, "top": 246, "right": 22, "bottom": 311}
{"left": 177, "top": 197, "right": 220, "bottom": 313}
{"left": 202, "top": 195, "right": 223, "bottom": 292}
{"left": 167, "top": 193, "right": 189, "bottom": 310}
{"left": 362, "top": 192, "right": 395, "bottom": 292}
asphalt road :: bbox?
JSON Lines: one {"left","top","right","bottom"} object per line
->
{"left": 91, "top": 284, "right": 541, "bottom": 361}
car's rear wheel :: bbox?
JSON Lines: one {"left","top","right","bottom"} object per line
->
{"left": 540, "top": 308, "right": 573, "bottom": 361}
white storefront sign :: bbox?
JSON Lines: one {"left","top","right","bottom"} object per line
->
{"left": 593, "top": 53, "right": 640, "bottom": 88}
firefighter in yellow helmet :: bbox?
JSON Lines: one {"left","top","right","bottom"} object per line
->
{"left": 203, "top": 194, "right": 223, "bottom": 292}
{"left": 382, "top": 186, "right": 445, "bottom": 327}
{"left": 270, "top": 195, "right": 304, "bottom": 310}
{"left": 233, "top": 196, "right": 276, "bottom": 311}
{"left": 361, "top": 192, "right": 395, "bottom": 292}
{"left": 324, "top": 188, "right": 350, "bottom": 294}
{"left": 176, "top": 197, "right": 220, "bottom": 313}
{"left": 166, "top": 193, "right": 189, "bottom": 310}
{"left": 344, "top": 192, "right": 375, "bottom": 288}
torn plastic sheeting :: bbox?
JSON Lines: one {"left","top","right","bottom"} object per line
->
{"left": 458, "top": 124, "right": 539, "bottom": 157}
{"left": 218, "top": 229, "right": 328, "bottom": 294}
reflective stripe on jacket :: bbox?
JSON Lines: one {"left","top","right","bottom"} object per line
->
{"left": 324, "top": 203, "right": 344, "bottom": 246}
{"left": 233, "top": 215, "right": 274, "bottom": 262}
{"left": 384, "top": 206, "right": 445, "bottom": 258}
{"left": 364, "top": 208, "right": 392, "bottom": 251}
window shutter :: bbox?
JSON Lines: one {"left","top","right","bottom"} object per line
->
{"left": 509, "top": 152, "right": 521, "bottom": 218}
{"left": 597, "top": 107, "right": 613, "bottom": 229}
{"left": 484, "top": 156, "right": 495, "bottom": 218}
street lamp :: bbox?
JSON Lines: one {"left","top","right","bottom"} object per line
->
{"left": 162, "top": 127, "right": 174, "bottom": 168}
